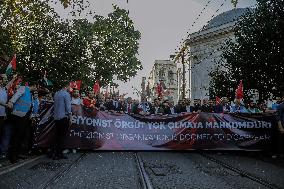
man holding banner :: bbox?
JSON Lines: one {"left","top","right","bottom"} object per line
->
{"left": 276, "top": 96, "right": 284, "bottom": 156}
{"left": 52, "top": 81, "right": 71, "bottom": 160}
{"left": 7, "top": 79, "right": 37, "bottom": 163}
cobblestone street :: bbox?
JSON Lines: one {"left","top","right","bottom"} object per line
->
{"left": 0, "top": 152, "right": 284, "bottom": 189}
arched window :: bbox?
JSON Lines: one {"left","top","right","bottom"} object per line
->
{"left": 159, "top": 69, "right": 165, "bottom": 80}
{"left": 168, "top": 70, "right": 174, "bottom": 85}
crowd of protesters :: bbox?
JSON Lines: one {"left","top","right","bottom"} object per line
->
{"left": 0, "top": 74, "right": 284, "bottom": 164}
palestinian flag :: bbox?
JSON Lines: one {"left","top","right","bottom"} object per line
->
{"left": 6, "top": 54, "right": 16, "bottom": 76}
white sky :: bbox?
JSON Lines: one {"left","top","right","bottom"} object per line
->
{"left": 52, "top": 0, "right": 257, "bottom": 99}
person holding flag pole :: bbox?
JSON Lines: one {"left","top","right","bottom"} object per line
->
{"left": 6, "top": 54, "right": 16, "bottom": 77}
{"left": 230, "top": 80, "right": 248, "bottom": 113}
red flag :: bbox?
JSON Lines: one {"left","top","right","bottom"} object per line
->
{"left": 10, "top": 55, "right": 16, "bottom": 70}
{"left": 10, "top": 55, "right": 17, "bottom": 70}
{"left": 235, "top": 80, "right": 244, "bottom": 99}
{"left": 156, "top": 83, "right": 162, "bottom": 97}
{"left": 216, "top": 96, "right": 221, "bottom": 104}
{"left": 93, "top": 80, "right": 100, "bottom": 94}
{"left": 70, "top": 80, "right": 82, "bottom": 91}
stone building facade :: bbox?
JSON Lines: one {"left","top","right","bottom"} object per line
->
{"left": 187, "top": 8, "right": 250, "bottom": 99}
{"left": 147, "top": 60, "right": 180, "bottom": 104}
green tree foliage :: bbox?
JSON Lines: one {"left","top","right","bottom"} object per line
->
{"left": 91, "top": 6, "right": 142, "bottom": 84}
{"left": 210, "top": 0, "right": 284, "bottom": 101}
{"left": 209, "top": 68, "right": 236, "bottom": 99}
{"left": 0, "top": 0, "right": 142, "bottom": 89}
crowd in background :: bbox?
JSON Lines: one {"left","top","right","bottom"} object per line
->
{"left": 69, "top": 90, "right": 282, "bottom": 115}
{"left": 0, "top": 74, "right": 284, "bottom": 164}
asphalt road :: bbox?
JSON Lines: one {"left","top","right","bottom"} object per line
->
{"left": 0, "top": 152, "right": 283, "bottom": 189}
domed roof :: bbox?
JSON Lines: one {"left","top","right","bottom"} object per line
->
{"left": 202, "top": 8, "right": 251, "bottom": 30}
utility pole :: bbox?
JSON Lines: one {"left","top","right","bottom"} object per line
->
{"left": 173, "top": 46, "right": 188, "bottom": 100}
{"left": 181, "top": 50, "right": 186, "bottom": 99}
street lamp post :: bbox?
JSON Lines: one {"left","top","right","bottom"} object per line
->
{"left": 181, "top": 50, "right": 186, "bottom": 99}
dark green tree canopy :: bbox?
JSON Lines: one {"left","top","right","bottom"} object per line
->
{"left": 210, "top": 0, "right": 284, "bottom": 101}
{"left": 0, "top": 0, "right": 142, "bottom": 89}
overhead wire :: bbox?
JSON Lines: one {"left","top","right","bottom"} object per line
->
{"left": 174, "top": 0, "right": 213, "bottom": 55}
{"left": 174, "top": 0, "right": 229, "bottom": 55}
